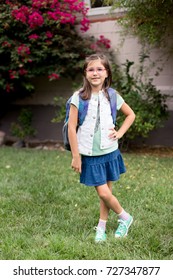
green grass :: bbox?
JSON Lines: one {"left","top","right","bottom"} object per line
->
{"left": 0, "top": 147, "right": 172, "bottom": 260}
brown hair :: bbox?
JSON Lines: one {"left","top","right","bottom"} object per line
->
{"left": 79, "top": 53, "right": 112, "bottom": 100}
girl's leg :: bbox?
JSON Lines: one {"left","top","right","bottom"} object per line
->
{"left": 99, "top": 181, "right": 113, "bottom": 220}
{"left": 95, "top": 183, "right": 123, "bottom": 215}
{"left": 95, "top": 183, "right": 133, "bottom": 238}
{"left": 95, "top": 182, "right": 123, "bottom": 242}
{"left": 95, "top": 182, "right": 113, "bottom": 242}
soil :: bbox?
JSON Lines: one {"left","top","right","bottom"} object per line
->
{"left": 126, "top": 146, "right": 173, "bottom": 157}
{"left": 3, "top": 138, "right": 173, "bottom": 157}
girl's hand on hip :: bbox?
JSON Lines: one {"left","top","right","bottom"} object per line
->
{"left": 71, "top": 155, "right": 81, "bottom": 173}
{"left": 109, "top": 128, "right": 123, "bottom": 140}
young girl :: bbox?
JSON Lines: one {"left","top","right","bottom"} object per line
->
{"left": 68, "top": 54, "right": 135, "bottom": 242}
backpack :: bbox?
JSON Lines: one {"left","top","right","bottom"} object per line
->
{"left": 62, "top": 87, "right": 117, "bottom": 151}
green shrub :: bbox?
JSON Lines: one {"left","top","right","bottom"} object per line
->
{"left": 112, "top": 57, "right": 169, "bottom": 148}
{"left": 11, "top": 108, "right": 36, "bottom": 142}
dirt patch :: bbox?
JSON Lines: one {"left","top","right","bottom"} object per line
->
{"left": 127, "top": 146, "right": 173, "bottom": 157}
{"left": 3, "top": 137, "right": 173, "bottom": 157}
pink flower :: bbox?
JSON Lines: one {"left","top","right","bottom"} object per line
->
{"left": 28, "top": 12, "right": 44, "bottom": 29}
{"left": 19, "top": 69, "right": 28, "bottom": 76}
{"left": 46, "top": 1, "right": 89, "bottom": 31}
{"left": 13, "top": 12, "right": 26, "bottom": 23}
{"left": 12, "top": 6, "right": 29, "bottom": 24}
{"left": 59, "top": 12, "right": 76, "bottom": 24}
{"left": 80, "top": 17, "right": 90, "bottom": 32}
{"left": 47, "top": 11, "right": 58, "bottom": 21}
{"left": 46, "top": 31, "right": 53, "bottom": 38}
{"left": 32, "top": 0, "right": 48, "bottom": 9}
{"left": 77, "top": 2, "right": 89, "bottom": 16}
{"left": 2, "top": 41, "right": 11, "bottom": 48}
{"left": 50, "top": 0, "right": 60, "bottom": 9}
{"left": 48, "top": 73, "right": 60, "bottom": 80}
{"left": 17, "top": 45, "right": 31, "bottom": 56}
{"left": 48, "top": 10, "right": 76, "bottom": 25}
{"left": 6, "top": 83, "right": 13, "bottom": 93}
{"left": 9, "top": 70, "right": 18, "bottom": 79}
{"left": 90, "top": 43, "right": 97, "bottom": 51}
{"left": 96, "top": 35, "right": 111, "bottom": 49}
{"left": 28, "top": 34, "right": 39, "bottom": 40}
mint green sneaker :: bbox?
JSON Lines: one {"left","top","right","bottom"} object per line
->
{"left": 115, "top": 216, "right": 133, "bottom": 238}
{"left": 95, "top": 227, "right": 107, "bottom": 242}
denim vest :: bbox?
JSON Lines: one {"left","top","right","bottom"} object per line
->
{"left": 77, "top": 89, "right": 117, "bottom": 156}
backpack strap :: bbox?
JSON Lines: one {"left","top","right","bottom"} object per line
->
{"left": 78, "top": 96, "right": 89, "bottom": 126}
{"left": 65, "top": 96, "right": 72, "bottom": 123}
{"left": 108, "top": 87, "right": 117, "bottom": 125}
{"left": 65, "top": 94, "right": 89, "bottom": 126}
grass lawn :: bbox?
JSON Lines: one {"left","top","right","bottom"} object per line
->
{"left": 0, "top": 147, "right": 172, "bottom": 260}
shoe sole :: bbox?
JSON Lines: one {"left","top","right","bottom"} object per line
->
{"left": 95, "top": 238, "right": 106, "bottom": 243}
{"left": 95, "top": 235, "right": 107, "bottom": 243}
{"left": 115, "top": 217, "right": 133, "bottom": 238}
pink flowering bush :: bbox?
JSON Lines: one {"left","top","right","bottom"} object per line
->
{"left": 0, "top": 0, "right": 112, "bottom": 98}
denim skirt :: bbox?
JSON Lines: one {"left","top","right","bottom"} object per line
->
{"left": 80, "top": 149, "right": 126, "bottom": 186}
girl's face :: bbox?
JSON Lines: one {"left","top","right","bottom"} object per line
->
{"left": 85, "top": 59, "right": 108, "bottom": 91}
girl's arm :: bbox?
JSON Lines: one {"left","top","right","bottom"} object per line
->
{"left": 109, "top": 102, "right": 135, "bottom": 140}
{"left": 68, "top": 104, "right": 81, "bottom": 173}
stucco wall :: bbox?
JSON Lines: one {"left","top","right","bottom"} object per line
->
{"left": 14, "top": 77, "right": 75, "bottom": 105}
